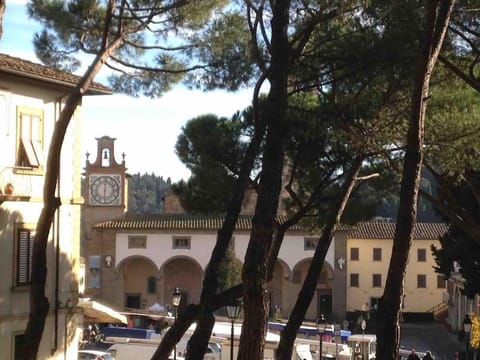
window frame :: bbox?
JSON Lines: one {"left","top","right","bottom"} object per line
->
{"left": 373, "top": 248, "right": 382, "bottom": 261}
{"left": 15, "top": 106, "right": 45, "bottom": 173}
{"left": 304, "top": 237, "right": 317, "bottom": 251}
{"left": 350, "top": 273, "right": 359, "bottom": 287}
{"left": 14, "top": 333, "right": 26, "bottom": 360}
{"left": 417, "top": 248, "right": 427, "bottom": 262}
{"left": 372, "top": 273, "right": 382, "bottom": 287}
{"left": 437, "top": 274, "right": 446, "bottom": 289}
{"left": 128, "top": 235, "right": 147, "bottom": 249}
{"left": 172, "top": 236, "right": 191, "bottom": 249}
{"left": 147, "top": 276, "right": 156, "bottom": 294}
{"left": 350, "top": 247, "right": 359, "bottom": 261}
{"left": 417, "top": 274, "right": 427, "bottom": 288}
{"left": 14, "top": 224, "right": 35, "bottom": 287}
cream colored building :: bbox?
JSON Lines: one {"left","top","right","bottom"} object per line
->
{"left": 0, "top": 53, "right": 110, "bottom": 359}
{"left": 82, "top": 138, "right": 337, "bottom": 321}
{"left": 334, "top": 222, "right": 449, "bottom": 320}
{"left": 83, "top": 139, "right": 451, "bottom": 325}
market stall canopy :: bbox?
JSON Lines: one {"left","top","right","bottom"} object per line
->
{"left": 147, "top": 302, "right": 166, "bottom": 312}
{"left": 78, "top": 298, "right": 127, "bottom": 324}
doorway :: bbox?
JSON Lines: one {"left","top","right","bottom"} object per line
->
{"left": 317, "top": 292, "right": 332, "bottom": 319}
{"left": 125, "top": 293, "right": 141, "bottom": 309}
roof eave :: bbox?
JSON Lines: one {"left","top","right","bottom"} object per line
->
{"left": 0, "top": 68, "right": 112, "bottom": 95}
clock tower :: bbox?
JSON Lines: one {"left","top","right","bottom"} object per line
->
{"left": 85, "top": 136, "right": 127, "bottom": 209}
{"left": 82, "top": 136, "right": 127, "bottom": 299}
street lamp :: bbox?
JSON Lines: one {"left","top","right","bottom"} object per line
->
{"left": 171, "top": 288, "right": 181, "bottom": 360}
{"left": 463, "top": 314, "right": 472, "bottom": 360}
{"left": 361, "top": 319, "right": 366, "bottom": 335}
{"left": 226, "top": 300, "right": 241, "bottom": 360}
{"left": 317, "top": 314, "right": 326, "bottom": 360}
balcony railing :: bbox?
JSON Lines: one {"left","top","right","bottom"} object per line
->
{"left": 0, "top": 166, "right": 32, "bottom": 203}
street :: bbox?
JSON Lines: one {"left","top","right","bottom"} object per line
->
{"left": 400, "top": 322, "right": 464, "bottom": 360}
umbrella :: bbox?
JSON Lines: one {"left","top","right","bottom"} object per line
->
{"left": 78, "top": 298, "right": 127, "bottom": 324}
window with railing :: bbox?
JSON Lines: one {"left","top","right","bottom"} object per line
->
{"left": 0, "top": 166, "right": 33, "bottom": 197}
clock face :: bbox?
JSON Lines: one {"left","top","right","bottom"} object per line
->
{"left": 89, "top": 175, "right": 121, "bottom": 205}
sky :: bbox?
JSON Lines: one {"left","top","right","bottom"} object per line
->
{"left": 0, "top": 0, "right": 254, "bottom": 181}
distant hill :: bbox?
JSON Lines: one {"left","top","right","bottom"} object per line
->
{"left": 128, "top": 173, "right": 171, "bottom": 214}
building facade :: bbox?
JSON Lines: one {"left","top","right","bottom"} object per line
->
{"left": 334, "top": 222, "right": 449, "bottom": 321}
{"left": 83, "top": 138, "right": 450, "bottom": 327}
{"left": 0, "top": 53, "right": 110, "bottom": 359}
{"left": 82, "top": 137, "right": 336, "bottom": 320}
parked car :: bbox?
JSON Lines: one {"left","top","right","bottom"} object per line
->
{"left": 78, "top": 349, "right": 116, "bottom": 360}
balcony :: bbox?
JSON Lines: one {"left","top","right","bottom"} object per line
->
{"left": 0, "top": 166, "right": 32, "bottom": 204}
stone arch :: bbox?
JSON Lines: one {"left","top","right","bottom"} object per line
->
{"left": 267, "top": 259, "right": 290, "bottom": 318}
{"left": 115, "top": 255, "right": 159, "bottom": 309}
{"left": 291, "top": 257, "right": 334, "bottom": 320}
{"left": 290, "top": 258, "right": 333, "bottom": 287}
{"left": 160, "top": 256, "right": 204, "bottom": 314}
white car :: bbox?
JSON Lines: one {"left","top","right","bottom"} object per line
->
{"left": 78, "top": 349, "right": 116, "bottom": 360}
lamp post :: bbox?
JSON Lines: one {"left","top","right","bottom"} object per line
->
{"left": 317, "top": 314, "right": 326, "bottom": 360}
{"left": 226, "top": 300, "right": 241, "bottom": 360}
{"left": 463, "top": 314, "right": 472, "bottom": 360}
{"left": 171, "top": 288, "right": 181, "bottom": 360}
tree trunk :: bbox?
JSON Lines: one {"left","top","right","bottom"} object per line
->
{"left": 152, "top": 305, "right": 199, "bottom": 359}
{"left": 237, "top": 1, "right": 291, "bottom": 358}
{"left": 375, "top": 2, "right": 455, "bottom": 359}
{"left": 23, "top": 43, "right": 122, "bottom": 359}
{"left": 276, "top": 159, "right": 362, "bottom": 360}
{"left": 162, "top": 75, "right": 268, "bottom": 360}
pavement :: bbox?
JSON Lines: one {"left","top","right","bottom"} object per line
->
{"left": 400, "top": 321, "right": 465, "bottom": 360}
{"left": 85, "top": 320, "right": 465, "bottom": 359}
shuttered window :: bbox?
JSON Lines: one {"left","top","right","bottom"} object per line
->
{"left": 17, "top": 228, "right": 35, "bottom": 285}
{"left": 16, "top": 106, "right": 44, "bottom": 169}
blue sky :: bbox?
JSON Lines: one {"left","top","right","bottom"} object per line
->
{"left": 0, "top": 1, "right": 253, "bottom": 181}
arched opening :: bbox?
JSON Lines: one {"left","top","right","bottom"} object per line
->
{"left": 122, "top": 257, "right": 157, "bottom": 310}
{"left": 162, "top": 257, "right": 203, "bottom": 315}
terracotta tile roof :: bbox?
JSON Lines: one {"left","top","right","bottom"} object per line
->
{"left": 93, "top": 215, "right": 448, "bottom": 239}
{"left": 93, "top": 214, "right": 304, "bottom": 231}
{"left": 348, "top": 221, "right": 448, "bottom": 240}
{"left": 0, "top": 53, "right": 111, "bottom": 94}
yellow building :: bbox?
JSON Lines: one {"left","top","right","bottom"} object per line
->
{"left": 334, "top": 222, "right": 449, "bottom": 320}
{"left": 0, "top": 53, "right": 110, "bottom": 359}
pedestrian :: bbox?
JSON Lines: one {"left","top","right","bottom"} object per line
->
{"left": 423, "top": 351, "right": 433, "bottom": 360}
{"left": 407, "top": 349, "right": 420, "bottom": 360}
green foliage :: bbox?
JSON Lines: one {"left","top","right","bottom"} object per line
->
{"left": 172, "top": 112, "right": 251, "bottom": 214}
{"left": 27, "top": 0, "right": 245, "bottom": 97}
{"left": 187, "top": 11, "right": 259, "bottom": 90}
{"left": 217, "top": 241, "right": 242, "bottom": 291}
{"left": 432, "top": 224, "right": 480, "bottom": 298}
{"left": 28, "top": 0, "right": 107, "bottom": 72}
{"left": 425, "top": 75, "right": 480, "bottom": 176}
{"left": 128, "top": 173, "right": 171, "bottom": 214}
